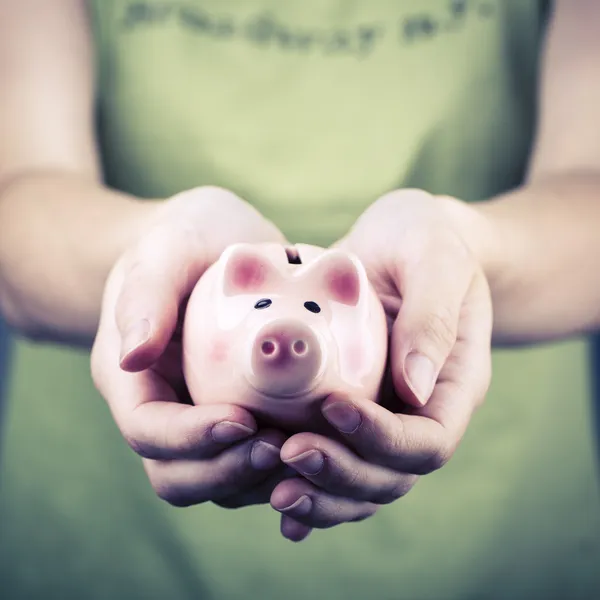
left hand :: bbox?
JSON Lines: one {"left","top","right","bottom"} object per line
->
{"left": 270, "top": 189, "right": 494, "bottom": 541}
{"left": 91, "top": 187, "right": 293, "bottom": 511}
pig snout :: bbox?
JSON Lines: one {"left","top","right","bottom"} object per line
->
{"left": 247, "top": 320, "right": 325, "bottom": 398}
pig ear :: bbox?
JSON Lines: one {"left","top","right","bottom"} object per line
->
{"left": 308, "top": 250, "right": 363, "bottom": 306}
{"left": 220, "top": 244, "right": 282, "bottom": 295}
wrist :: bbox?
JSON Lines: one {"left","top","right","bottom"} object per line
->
{"left": 0, "top": 171, "right": 164, "bottom": 344}
{"left": 110, "top": 192, "right": 163, "bottom": 257}
{"left": 438, "top": 194, "right": 509, "bottom": 291}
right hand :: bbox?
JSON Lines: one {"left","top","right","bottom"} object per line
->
{"left": 91, "top": 186, "right": 292, "bottom": 509}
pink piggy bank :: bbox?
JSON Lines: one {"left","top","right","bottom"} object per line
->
{"left": 182, "top": 243, "right": 388, "bottom": 432}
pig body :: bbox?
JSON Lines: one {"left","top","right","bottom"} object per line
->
{"left": 182, "top": 243, "right": 388, "bottom": 431}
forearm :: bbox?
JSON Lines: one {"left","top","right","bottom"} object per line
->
{"left": 454, "top": 173, "right": 600, "bottom": 345}
{"left": 0, "top": 171, "right": 157, "bottom": 346}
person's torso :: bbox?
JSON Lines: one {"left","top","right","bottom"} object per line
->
{"left": 92, "top": 0, "right": 543, "bottom": 243}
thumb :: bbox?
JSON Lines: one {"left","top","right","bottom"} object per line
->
{"left": 390, "top": 250, "right": 475, "bottom": 407}
{"left": 108, "top": 187, "right": 290, "bottom": 372}
{"left": 115, "top": 220, "right": 210, "bottom": 372}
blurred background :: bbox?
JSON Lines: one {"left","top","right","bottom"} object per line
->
{"left": 593, "top": 337, "right": 600, "bottom": 461}
{"left": 0, "top": 319, "right": 10, "bottom": 423}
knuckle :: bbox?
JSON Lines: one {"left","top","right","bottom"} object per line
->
{"left": 120, "top": 243, "right": 170, "bottom": 293}
{"left": 155, "top": 485, "right": 194, "bottom": 508}
{"left": 214, "top": 446, "right": 256, "bottom": 489}
{"left": 114, "top": 293, "right": 140, "bottom": 333}
{"left": 121, "top": 409, "right": 157, "bottom": 459}
{"left": 372, "top": 414, "right": 407, "bottom": 462}
{"left": 282, "top": 477, "right": 313, "bottom": 499}
{"left": 444, "top": 372, "right": 486, "bottom": 415}
{"left": 375, "top": 476, "right": 418, "bottom": 504}
{"left": 419, "top": 308, "right": 457, "bottom": 352}
{"left": 316, "top": 499, "right": 347, "bottom": 529}
{"left": 349, "top": 505, "right": 378, "bottom": 523}
{"left": 120, "top": 255, "right": 148, "bottom": 288}
{"left": 145, "top": 466, "right": 187, "bottom": 507}
{"left": 440, "top": 228, "right": 472, "bottom": 262}
{"left": 146, "top": 464, "right": 209, "bottom": 508}
{"left": 339, "top": 464, "right": 363, "bottom": 490}
{"left": 421, "top": 442, "right": 454, "bottom": 474}
{"left": 442, "top": 378, "right": 470, "bottom": 406}
{"left": 123, "top": 429, "right": 152, "bottom": 459}
{"left": 170, "top": 428, "right": 199, "bottom": 457}
{"left": 209, "top": 464, "right": 237, "bottom": 491}
{"left": 162, "top": 411, "right": 198, "bottom": 457}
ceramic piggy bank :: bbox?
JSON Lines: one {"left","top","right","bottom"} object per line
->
{"left": 182, "top": 243, "right": 388, "bottom": 431}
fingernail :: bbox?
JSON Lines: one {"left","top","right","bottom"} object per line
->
{"left": 251, "top": 441, "right": 281, "bottom": 470}
{"left": 322, "top": 402, "right": 361, "bottom": 434}
{"left": 120, "top": 319, "right": 151, "bottom": 362}
{"left": 211, "top": 421, "right": 255, "bottom": 444}
{"left": 284, "top": 450, "right": 324, "bottom": 475}
{"left": 278, "top": 495, "right": 312, "bottom": 516}
{"left": 404, "top": 352, "right": 437, "bottom": 404}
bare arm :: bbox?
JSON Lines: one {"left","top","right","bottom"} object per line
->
{"left": 295, "top": 2, "right": 600, "bottom": 532}
{"left": 0, "top": 0, "right": 155, "bottom": 346}
{"left": 465, "top": 0, "right": 600, "bottom": 344}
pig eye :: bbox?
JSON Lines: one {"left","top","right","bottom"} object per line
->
{"left": 254, "top": 298, "right": 272, "bottom": 309}
{"left": 304, "top": 301, "right": 321, "bottom": 314}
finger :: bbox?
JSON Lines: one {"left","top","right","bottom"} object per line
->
{"left": 280, "top": 516, "right": 313, "bottom": 542}
{"left": 322, "top": 275, "right": 492, "bottom": 474}
{"left": 124, "top": 393, "right": 259, "bottom": 460}
{"left": 322, "top": 382, "right": 479, "bottom": 476}
{"left": 91, "top": 333, "right": 258, "bottom": 460}
{"left": 213, "top": 467, "right": 297, "bottom": 509}
{"left": 323, "top": 396, "right": 452, "bottom": 475}
{"left": 389, "top": 229, "right": 476, "bottom": 406}
{"left": 279, "top": 433, "right": 417, "bottom": 504}
{"left": 271, "top": 478, "right": 378, "bottom": 529}
{"left": 145, "top": 430, "right": 286, "bottom": 507}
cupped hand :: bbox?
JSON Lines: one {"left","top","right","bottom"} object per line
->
{"left": 270, "top": 189, "right": 494, "bottom": 541}
{"left": 91, "top": 186, "right": 293, "bottom": 510}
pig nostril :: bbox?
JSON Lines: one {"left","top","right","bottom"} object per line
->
{"left": 292, "top": 340, "right": 307, "bottom": 356}
{"left": 261, "top": 340, "right": 277, "bottom": 356}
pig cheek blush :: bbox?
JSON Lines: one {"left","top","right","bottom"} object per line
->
{"left": 209, "top": 336, "right": 229, "bottom": 363}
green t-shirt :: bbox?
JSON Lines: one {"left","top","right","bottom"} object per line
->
{"left": 1, "top": 1, "right": 599, "bottom": 599}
